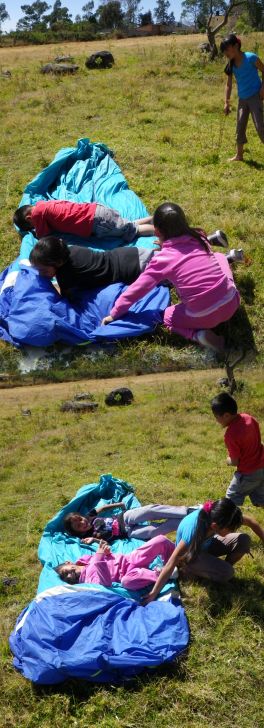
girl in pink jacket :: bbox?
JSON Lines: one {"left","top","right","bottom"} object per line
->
{"left": 55, "top": 534, "right": 175, "bottom": 590}
{"left": 102, "top": 203, "right": 240, "bottom": 354}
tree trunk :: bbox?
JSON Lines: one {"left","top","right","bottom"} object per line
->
{"left": 206, "top": 0, "right": 246, "bottom": 61}
{"left": 207, "top": 25, "right": 218, "bottom": 59}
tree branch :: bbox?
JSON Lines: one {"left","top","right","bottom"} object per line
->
{"left": 208, "top": 0, "right": 246, "bottom": 36}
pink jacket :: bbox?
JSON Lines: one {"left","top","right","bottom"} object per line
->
{"left": 110, "top": 236, "right": 238, "bottom": 320}
{"left": 77, "top": 552, "right": 126, "bottom": 587}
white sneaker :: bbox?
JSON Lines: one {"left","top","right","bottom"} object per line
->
{"left": 227, "top": 248, "right": 244, "bottom": 263}
{"left": 208, "top": 230, "right": 228, "bottom": 248}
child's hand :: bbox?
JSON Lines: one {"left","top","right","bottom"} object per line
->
{"left": 153, "top": 240, "right": 161, "bottom": 249}
{"left": 81, "top": 537, "right": 95, "bottom": 544}
{"left": 101, "top": 315, "right": 114, "bottom": 326}
{"left": 224, "top": 103, "right": 231, "bottom": 115}
{"left": 141, "top": 591, "right": 156, "bottom": 606}
{"left": 98, "top": 540, "right": 111, "bottom": 556}
{"left": 119, "top": 501, "right": 126, "bottom": 510}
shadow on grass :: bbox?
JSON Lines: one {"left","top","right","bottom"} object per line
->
{"left": 244, "top": 159, "right": 264, "bottom": 171}
{"left": 206, "top": 575, "right": 264, "bottom": 626}
{"left": 32, "top": 652, "right": 189, "bottom": 703}
{"left": 216, "top": 303, "right": 256, "bottom": 353}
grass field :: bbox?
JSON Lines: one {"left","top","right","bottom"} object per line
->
{"left": 0, "top": 368, "right": 264, "bottom": 728}
{"left": 0, "top": 34, "right": 264, "bottom": 381}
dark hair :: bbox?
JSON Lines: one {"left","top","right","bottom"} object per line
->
{"left": 13, "top": 205, "right": 33, "bottom": 232}
{"left": 63, "top": 512, "right": 92, "bottom": 537}
{"left": 220, "top": 33, "right": 242, "bottom": 53}
{"left": 55, "top": 563, "right": 79, "bottom": 585}
{"left": 153, "top": 203, "right": 210, "bottom": 252}
{"left": 29, "top": 236, "right": 70, "bottom": 268}
{"left": 186, "top": 498, "right": 243, "bottom": 563}
{"left": 211, "top": 392, "right": 238, "bottom": 417}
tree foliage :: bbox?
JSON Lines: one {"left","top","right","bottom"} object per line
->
{"left": 181, "top": 0, "right": 226, "bottom": 27}
{"left": 139, "top": 9, "right": 153, "bottom": 24}
{"left": 154, "top": 0, "right": 175, "bottom": 23}
{"left": 16, "top": 1, "right": 51, "bottom": 30}
{"left": 82, "top": 1, "right": 95, "bottom": 19}
{"left": 47, "top": 0, "right": 72, "bottom": 27}
{"left": 96, "top": 0, "right": 124, "bottom": 27}
{"left": 122, "top": 0, "right": 141, "bottom": 25}
{"left": 0, "top": 2, "right": 9, "bottom": 31}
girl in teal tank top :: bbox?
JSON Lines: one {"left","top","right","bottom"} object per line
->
{"left": 220, "top": 34, "right": 264, "bottom": 162}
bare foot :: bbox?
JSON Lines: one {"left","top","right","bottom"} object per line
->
{"left": 229, "top": 155, "right": 244, "bottom": 162}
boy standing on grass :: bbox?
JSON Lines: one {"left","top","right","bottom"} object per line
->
{"left": 211, "top": 392, "right": 264, "bottom": 507}
{"left": 220, "top": 34, "right": 264, "bottom": 161}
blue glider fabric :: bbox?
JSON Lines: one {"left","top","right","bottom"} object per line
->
{"left": 9, "top": 474, "right": 190, "bottom": 684}
{"left": 0, "top": 266, "right": 168, "bottom": 347}
{"left": 0, "top": 138, "right": 169, "bottom": 347}
{"left": 9, "top": 587, "right": 189, "bottom": 685}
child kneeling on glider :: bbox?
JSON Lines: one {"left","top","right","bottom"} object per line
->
{"left": 13, "top": 200, "right": 155, "bottom": 241}
{"left": 28, "top": 236, "right": 157, "bottom": 297}
{"left": 142, "top": 498, "right": 264, "bottom": 603}
{"left": 64, "top": 502, "right": 197, "bottom": 542}
{"left": 55, "top": 534, "right": 175, "bottom": 590}
{"left": 102, "top": 203, "right": 240, "bottom": 354}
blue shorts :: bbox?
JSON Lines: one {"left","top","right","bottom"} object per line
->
{"left": 226, "top": 468, "right": 264, "bottom": 506}
{"left": 92, "top": 203, "right": 138, "bottom": 242}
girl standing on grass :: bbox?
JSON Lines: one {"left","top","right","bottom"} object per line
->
{"left": 102, "top": 203, "right": 240, "bottom": 355}
{"left": 142, "top": 498, "right": 264, "bottom": 603}
{"left": 221, "top": 34, "right": 264, "bottom": 161}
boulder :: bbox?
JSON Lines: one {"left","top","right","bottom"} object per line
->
{"left": 85, "top": 51, "right": 115, "bottom": 70}
{"left": 105, "top": 388, "right": 134, "bottom": 407}
{"left": 54, "top": 55, "right": 74, "bottom": 63}
{"left": 74, "top": 392, "right": 95, "bottom": 401}
{"left": 199, "top": 42, "right": 210, "bottom": 53}
{"left": 40, "top": 63, "right": 79, "bottom": 75}
{"left": 60, "top": 400, "right": 98, "bottom": 412}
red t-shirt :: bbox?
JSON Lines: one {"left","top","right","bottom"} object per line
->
{"left": 224, "top": 413, "right": 264, "bottom": 474}
{"left": 31, "top": 200, "right": 97, "bottom": 239}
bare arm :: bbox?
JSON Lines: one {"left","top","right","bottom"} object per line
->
{"left": 242, "top": 514, "right": 264, "bottom": 543}
{"left": 256, "top": 58, "right": 264, "bottom": 99}
{"left": 142, "top": 540, "right": 188, "bottom": 604}
{"left": 224, "top": 75, "right": 233, "bottom": 114}
{"left": 227, "top": 456, "right": 239, "bottom": 466}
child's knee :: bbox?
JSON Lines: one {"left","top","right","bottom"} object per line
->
{"left": 237, "top": 532, "right": 251, "bottom": 554}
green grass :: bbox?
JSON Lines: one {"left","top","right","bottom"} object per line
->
{"left": 0, "top": 368, "right": 264, "bottom": 727}
{"left": 0, "top": 34, "right": 264, "bottom": 380}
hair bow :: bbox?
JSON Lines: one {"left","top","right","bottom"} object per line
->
{"left": 203, "top": 500, "right": 214, "bottom": 513}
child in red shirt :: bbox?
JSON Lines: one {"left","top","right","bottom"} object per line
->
{"left": 211, "top": 392, "right": 264, "bottom": 506}
{"left": 13, "top": 200, "right": 154, "bottom": 242}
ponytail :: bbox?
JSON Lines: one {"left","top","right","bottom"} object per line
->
{"left": 184, "top": 498, "right": 243, "bottom": 563}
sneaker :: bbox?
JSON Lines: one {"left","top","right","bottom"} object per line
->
{"left": 208, "top": 230, "right": 228, "bottom": 248}
{"left": 227, "top": 248, "right": 244, "bottom": 263}
{"left": 195, "top": 330, "right": 226, "bottom": 354}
